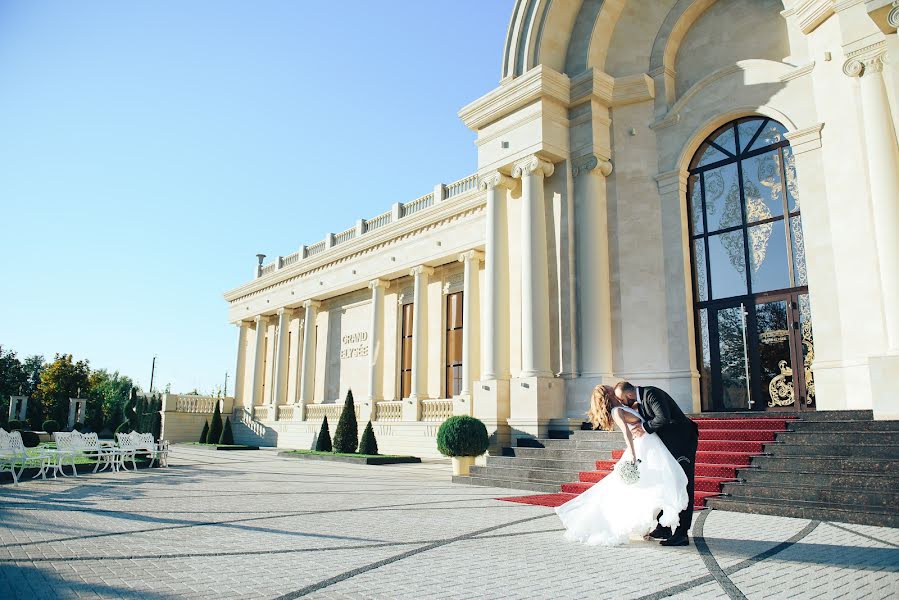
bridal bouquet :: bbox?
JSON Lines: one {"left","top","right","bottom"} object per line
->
{"left": 617, "top": 459, "right": 641, "bottom": 484}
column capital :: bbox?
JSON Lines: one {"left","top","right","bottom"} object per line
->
{"left": 458, "top": 249, "right": 484, "bottom": 264}
{"left": 276, "top": 307, "right": 292, "bottom": 317}
{"left": 512, "top": 154, "right": 555, "bottom": 179}
{"left": 368, "top": 278, "right": 390, "bottom": 291}
{"left": 303, "top": 299, "right": 321, "bottom": 310}
{"left": 409, "top": 265, "right": 435, "bottom": 278}
{"left": 572, "top": 154, "right": 613, "bottom": 178}
{"left": 253, "top": 314, "right": 265, "bottom": 325}
{"left": 479, "top": 171, "right": 517, "bottom": 191}
{"left": 843, "top": 43, "right": 887, "bottom": 77}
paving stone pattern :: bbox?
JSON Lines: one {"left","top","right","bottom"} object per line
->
{"left": 0, "top": 446, "right": 895, "bottom": 599}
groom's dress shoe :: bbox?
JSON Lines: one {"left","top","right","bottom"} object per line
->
{"left": 660, "top": 534, "right": 690, "bottom": 547}
{"left": 646, "top": 526, "right": 670, "bottom": 540}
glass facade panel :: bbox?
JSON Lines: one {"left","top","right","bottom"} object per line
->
{"left": 708, "top": 231, "right": 747, "bottom": 299}
{"left": 703, "top": 162, "right": 742, "bottom": 232}
{"left": 694, "top": 239, "right": 708, "bottom": 302}
{"left": 783, "top": 146, "right": 799, "bottom": 212}
{"left": 689, "top": 174, "right": 703, "bottom": 234}
{"left": 711, "top": 125, "right": 737, "bottom": 155}
{"left": 748, "top": 220, "right": 790, "bottom": 293}
{"left": 737, "top": 118, "right": 763, "bottom": 152}
{"left": 749, "top": 119, "right": 787, "bottom": 150}
{"left": 445, "top": 292, "right": 464, "bottom": 398}
{"left": 756, "top": 299, "right": 793, "bottom": 408}
{"left": 400, "top": 303, "right": 413, "bottom": 398}
{"left": 790, "top": 215, "right": 807, "bottom": 287}
{"left": 743, "top": 150, "right": 784, "bottom": 223}
{"left": 717, "top": 306, "right": 750, "bottom": 410}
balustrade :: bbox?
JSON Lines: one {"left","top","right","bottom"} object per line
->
{"left": 445, "top": 174, "right": 479, "bottom": 198}
{"left": 333, "top": 227, "right": 356, "bottom": 246}
{"left": 401, "top": 193, "right": 434, "bottom": 217}
{"left": 364, "top": 210, "right": 392, "bottom": 232}
{"left": 277, "top": 405, "right": 301, "bottom": 421}
{"left": 173, "top": 395, "right": 218, "bottom": 414}
{"left": 253, "top": 405, "right": 272, "bottom": 421}
{"left": 420, "top": 399, "right": 453, "bottom": 422}
{"left": 306, "top": 240, "right": 327, "bottom": 256}
{"left": 375, "top": 401, "right": 402, "bottom": 422}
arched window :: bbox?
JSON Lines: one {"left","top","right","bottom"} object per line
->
{"left": 688, "top": 117, "right": 814, "bottom": 412}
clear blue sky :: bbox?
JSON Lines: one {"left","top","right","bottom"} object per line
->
{"left": 0, "top": 1, "right": 515, "bottom": 394}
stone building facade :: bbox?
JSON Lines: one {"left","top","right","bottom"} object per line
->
{"left": 224, "top": 0, "right": 899, "bottom": 456}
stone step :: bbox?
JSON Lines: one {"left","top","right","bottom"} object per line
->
{"left": 570, "top": 430, "right": 626, "bottom": 442}
{"left": 692, "top": 418, "right": 791, "bottom": 431}
{"left": 767, "top": 443, "right": 899, "bottom": 459}
{"left": 486, "top": 455, "right": 598, "bottom": 472}
{"left": 773, "top": 431, "right": 898, "bottom": 445}
{"left": 706, "top": 496, "right": 899, "bottom": 528}
{"left": 786, "top": 420, "right": 899, "bottom": 432}
{"left": 578, "top": 470, "right": 730, "bottom": 493}
{"left": 749, "top": 455, "right": 898, "bottom": 475}
{"left": 469, "top": 465, "right": 577, "bottom": 485}
{"left": 523, "top": 438, "right": 625, "bottom": 451}
{"left": 696, "top": 429, "right": 778, "bottom": 441}
{"left": 719, "top": 481, "right": 899, "bottom": 509}
{"left": 451, "top": 475, "right": 562, "bottom": 494}
{"left": 739, "top": 468, "right": 899, "bottom": 491}
{"left": 503, "top": 446, "right": 619, "bottom": 461}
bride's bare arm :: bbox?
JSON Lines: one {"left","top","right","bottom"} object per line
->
{"left": 612, "top": 409, "right": 637, "bottom": 462}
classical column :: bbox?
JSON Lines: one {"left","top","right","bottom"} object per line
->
{"left": 479, "top": 171, "right": 516, "bottom": 380}
{"left": 409, "top": 265, "right": 434, "bottom": 402}
{"left": 233, "top": 321, "right": 250, "bottom": 407}
{"left": 298, "top": 300, "right": 321, "bottom": 417}
{"left": 248, "top": 315, "right": 266, "bottom": 409}
{"left": 512, "top": 154, "right": 555, "bottom": 378}
{"left": 458, "top": 250, "right": 483, "bottom": 396}
{"left": 367, "top": 279, "right": 390, "bottom": 417}
{"left": 845, "top": 51, "right": 899, "bottom": 352}
{"left": 574, "top": 154, "right": 615, "bottom": 379}
{"left": 270, "top": 308, "right": 291, "bottom": 419}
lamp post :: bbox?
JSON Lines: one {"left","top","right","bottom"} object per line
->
{"left": 149, "top": 356, "right": 157, "bottom": 394}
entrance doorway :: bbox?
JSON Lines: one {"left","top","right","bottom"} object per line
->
{"left": 689, "top": 117, "right": 814, "bottom": 412}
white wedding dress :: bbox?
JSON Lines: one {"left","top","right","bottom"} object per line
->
{"left": 555, "top": 406, "right": 689, "bottom": 546}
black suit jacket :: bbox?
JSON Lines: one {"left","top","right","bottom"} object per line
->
{"left": 636, "top": 385, "right": 698, "bottom": 460}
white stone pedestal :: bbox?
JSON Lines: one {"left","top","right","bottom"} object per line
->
{"left": 507, "top": 376, "right": 566, "bottom": 443}
{"left": 401, "top": 397, "right": 421, "bottom": 422}
{"left": 472, "top": 379, "right": 511, "bottom": 453}
{"left": 868, "top": 354, "right": 899, "bottom": 420}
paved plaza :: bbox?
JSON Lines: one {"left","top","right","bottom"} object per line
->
{"left": 0, "top": 446, "right": 896, "bottom": 599}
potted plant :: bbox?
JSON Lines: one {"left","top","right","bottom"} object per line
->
{"left": 436, "top": 415, "right": 489, "bottom": 476}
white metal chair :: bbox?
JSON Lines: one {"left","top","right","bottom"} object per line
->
{"left": 1, "top": 430, "right": 52, "bottom": 483}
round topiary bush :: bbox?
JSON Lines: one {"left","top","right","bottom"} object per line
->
{"left": 42, "top": 420, "right": 60, "bottom": 434}
{"left": 19, "top": 431, "right": 40, "bottom": 448}
{"left": 6, "top": 419, "right": 24, "bottom": 431}
{"left": 436, "top": 416, "right": 489, "bottom": 457}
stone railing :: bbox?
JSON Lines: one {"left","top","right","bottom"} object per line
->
{"left": 364, "top": 210, "right": 392, "bottom": 232}
{"left": 305, "top": 403, "right": 360, "bottom": 422}
{"left": 252, "top": 405, "right": 273, "bottom": 421}
{"left": 421, "top": 399, "right": 453, "bottom": 422}
{"left": 234, "top": 407, "right": 268, "bottom": 437}
{"left": 254, "top": 173, "right": 482, "bottom": 278}
{"left": 445, "top": 174, "right": 479, "bottom": 198}
{"left": 162, "top": 394, "right": 233, "bottom": 414}
{"left": 375, "top": 401, "right": 402, "bottom": 422}
{"left": 333, "top": 226, "right": 357, "bottom": 246}
{"left": 277, "top": 404, "right": 302, "bottom": 422}
{"left": 401, "top": 192, "right": 434, "bottom": 217}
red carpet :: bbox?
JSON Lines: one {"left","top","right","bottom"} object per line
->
{"left": 498, "top": 416, "right": 792, "bottom": 510}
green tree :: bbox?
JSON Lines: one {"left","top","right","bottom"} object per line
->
{"left": 86, "top": 369, "right": 133, "bottom": 432}
{"left": 219, "top": 417, "right": 234, "bottom": 445}
{"left": 208, "top": 400, "right": 223, "bottom": 445}
{"left": 314, "top": 416, "right": 332, "bottom": 452}
{"left": 0, "top": 346, "right": 27, "bottom": 426}
{"left": 200, "top": 420, "right": 209, "bottom": 443}
{"left": 34, "top": 354, "right": 90, "bottom": 427}
{"left": 332, "top": 389, "right": 358, "bottom": 454}
{"left": 358, "top": 421, "right": 378, "bottom": 455}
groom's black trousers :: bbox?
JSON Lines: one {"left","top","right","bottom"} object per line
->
{"left": 657, "top": 421, "right": 700, "bottom": 538}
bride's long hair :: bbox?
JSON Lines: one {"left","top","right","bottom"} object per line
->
{"left": 586, "top": 385, "right": 615, "bottom": 431}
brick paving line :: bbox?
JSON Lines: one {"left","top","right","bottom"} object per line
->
{"left": 635, "top": 514, "right": 820, "bottom": 600}
{"left": 272, "top": 513, "right": 557, "bottom": 600}
{"left": 824, "top": 523, "right": 899, "bottom": 549}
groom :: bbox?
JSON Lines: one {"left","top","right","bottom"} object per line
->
{"left": 614, "top": 380, "right": 699, "bottom": 547}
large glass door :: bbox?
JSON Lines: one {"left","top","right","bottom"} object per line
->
{"left": 688, "top": 116, "right": 814, "bottom": 412}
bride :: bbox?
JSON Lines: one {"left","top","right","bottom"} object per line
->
{"left": 555, "top": 385, "right": 688, "bottom": 546}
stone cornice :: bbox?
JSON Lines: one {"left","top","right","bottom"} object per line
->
{"left": 569, "top": 69, "right": 655, "bottom": 107}
{"left": 458, "top": 65, "right": 571, "bottom": 131}
{"left": 791, "top": 0, "right": 836, "bottom": 34}
{"left": 512, "top": 154, "right": 555, "bottom": 178}
{"left": 784, "top": 123, "right": 826, "bottom": 154}
{"left": 223, "top": 189, "right": 486, "bottom": 304}
{"left": 779, "top": 61, "right": 817, "bottom": 82}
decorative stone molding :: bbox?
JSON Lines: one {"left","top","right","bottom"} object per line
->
{"left": 368, "top": 278, "right": 390, "bottom": 291}
{"left": 785, "top": 123, "right": 826, "bottom": 155}
{"left": 409, "top": 265, "right": 435, "bottom": 278}
{"left": 459, "top": 65, "right": 571, "bottom": 131}
{"left": 779, "top": 61, "right": 817, "bottom": 82}
{"left": 303, "top": 299, "right": 321, "bottom": 311}
{"left": 569, "top": 69, "right": 654, "bottom": 108}
{"left": 792, "top": 0, "right": 836, "bottom": 34}
{"left": 442, "top": 271, "right": 464, "bottom": 295}
{"left": 843, "top": 44, "right": 887, "bottom": 77}
{"left": 458, "top": 249, "right": 484, "bottom": 264}
{"left": 654, "top": 169, "right": 689, "bottom": 197}
{"left": 891, "top": 1, "right": 899, "bottom": 27}
{"left": 572, "top": 154, "right": 613, "bottom": 178}
{"left": 479, "top": 171, "right": 517, "bottom": 191}
{"left": 512, "top": 155, "right": 555, "bottom": 179}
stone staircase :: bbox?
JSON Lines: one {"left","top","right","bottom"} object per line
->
{"left": 230, "top": 410, "right": 278, "bottom": 447}
{"left": 453, "top": 410, "right": 899, "bottom": 528}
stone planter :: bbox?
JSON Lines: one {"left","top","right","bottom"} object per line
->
{"left": 452, "top": 456, "right": 476, "bottom": 476}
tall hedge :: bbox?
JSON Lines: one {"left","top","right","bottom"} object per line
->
{"left": 219, "top": 417, "right": 234, "bottom": 445}
{"left": 199, "top": 420, "right": 209, "bottom": 444}
{"left": 358, "top": 421, "right": 378, "bottom": 455}
{"left": 208, "top": 400, "right": 223, "bottom": 446}
{"left": 332, "top": 389, "right": 358, "bottom": 454}
{"left": 314, "top": 416, "right": 332, "bottom": 452}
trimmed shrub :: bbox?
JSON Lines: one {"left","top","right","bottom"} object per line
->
{"left": 219, "top": 417, "right": 234, "bottom": 445}
{"left": 7, "top": 419, "right": 24, "bottom": 431}
{"left": 199, "top": 420, "right": 210, "bottom": 444}
{"left": 332, "top": 389, "right": 358, "bottom": 454}
{"left": 20, "top": 431, "right": 40, "bottom": 448}
{"left": 42, "top": 420, "right": 60, "bottom": 434}
{"left": 358, "top": 421, "right": 378, "bottom": 455}
{"left": 152, "top": 411, "right": 162, "bottom": 442}
{"left": 208, "top": 401, "right": 223, "bottom": 446}
{"left": 115, "top": 420, "right": 130, "bottom": 435}
{"left": 436, "top": 416, "right": 489, "bottom": 457}
{"left": 314, "top": 416, "right": 332, "bottom": 452}
{"left": 73, "top": 421, "right": 85, "bottom": 432}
